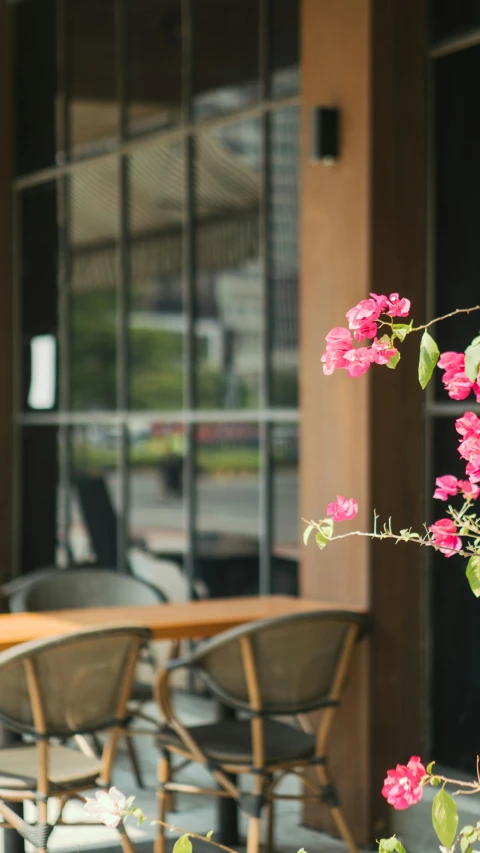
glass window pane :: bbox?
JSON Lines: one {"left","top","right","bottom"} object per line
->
{"left": 193, "top": 0, "right": 259, "bottom": 120}
{"left": 431, "top": 415, "right": 479, "bottom": 772}
{"left": 271, "top": 0, "right": 300, "bottom": 97}
{"left": 66, "top": 0, "right": 117, "bottom": 158}
{"left": 20, "top": 184, "right": 59, "bottom": 412}
{"left": 126, "top": 0, "right": 182, "bottom": 135}
{"left": 20, "top": 426, "right": 62, "bottom": 572}
{"left": 194, "top": 423, "right": 260, "bottom": 597}
{"left": 69, "top": 425, "right": 121, "bottom": 567}
{"left": 14, "top": 0, "right": 58, "bottom": 175}
{"left": 128, "top": 142, "right": 185, "bottom": 410}
{"left": 270, "top": 107, "right": 299, "bottom": 407}
{"left": 434, "top": 46, "right": 480, "bottom": 400}
{"left": 272, "top": 423, "right": 299, "bottom": 595}
{"left": 194, "top": 119, "right": 261, "bottom": 409}
{"left": 129, "top": 421, "right": 185, "bottom": 560}
{"left": 431, "top": 0, "right": 480, "bottom": 43}
{"left": 70, "top": 158, "right": 118, "bottom": 410}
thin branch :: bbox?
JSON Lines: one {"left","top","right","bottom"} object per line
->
{"left": 126, "top": 816, "right": 239, "bottom": 853}
{"left": 411, "top": 305, "right": 480, "bottom": 332}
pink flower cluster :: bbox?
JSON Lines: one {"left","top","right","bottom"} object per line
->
{"left": 382, "top": 756, "right": 426, "bottom": 810}
{"left": 326, "top": 496, "right": 358, "bottom": 522}
{"left": 321, "top": 293, "right": 410, "bottom": 378}
{"left": 438, "top": 351, "right": 480, "bottom": 402}
{"left": 428, "top": 412, "right": 480, "bottom": 556}
{"left": 84, "top": 787, "right": 126, "bottom": 828}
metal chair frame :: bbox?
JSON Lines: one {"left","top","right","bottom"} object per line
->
{"left": 0, "top": 625, "right": 150, "bottom": 853}
{"left": 153, "top": 610, "right": 368, "bottom": 853}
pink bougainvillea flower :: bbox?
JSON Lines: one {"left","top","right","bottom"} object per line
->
{"left": 321, "top": 348, "right": 349, "bottom": 376}
{"left": 321, "top": 327, "right": 353, "bottom": 375}
{"left": 438, "top": 351, "right": 465, "bottom": 372}
{"left": 428, "top": 518, "right": 462, "bottom": 557}
{"left": 84, "top": 787, "right": 126, "bottom": 828}
{"left": 382, "top": 756, "right": 426, "bottom": 810}
{"left": 458, "top": 479, "right": 480, "bottom": 501}
{"left": 458, "top": 435, "right": 480, "bottom": 463}
{"left": 369, "top": 292, "right": 390, "bottom": 312}
{"left": 385, "top": 293, "right": 411, "bottom": 318}
{"left": 352, "top": 320, "right": 379, "bottom": 342}
{"left": 371, "top": 338, "right": 399, "bottom": 366}
{"left": 433, "top": 475, "right": 459, "bottom": 501}
{"left": 326, "top": 496, "right": 358, "bottom": 522}
{"left": 466, "top": 459, "right": 480, "bottom": 483}
{"left": 325, "top": 326, "right": 353, "bottom": 350}
{"left": 343, "top": 347, "right": 374, "bottom": 377}
{"left": 455, "top": 411, "right": 480, "bottom": 438}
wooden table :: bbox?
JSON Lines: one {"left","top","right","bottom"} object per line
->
{"left": 0, "top": 596, "right": 364, "bottom": 851}
{"left": 0, "top": 595, "right": 363, "bottom": 650}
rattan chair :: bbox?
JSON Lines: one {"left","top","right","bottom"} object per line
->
{"left": 154, "top": 609, "right": 368, "bottom": 853}
{"left": 0, "top": 624, "right": 150, "bottom": 853}
{"left": 7, "top": 568, "right": 166, "bottom": 788}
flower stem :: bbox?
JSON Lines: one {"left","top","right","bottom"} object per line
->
{"left": 411, "top": 305, "right": 480, "bottom": 332}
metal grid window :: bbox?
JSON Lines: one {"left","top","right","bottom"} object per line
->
{"left": 13, "top": 0, "right": 301, "bottom": 598}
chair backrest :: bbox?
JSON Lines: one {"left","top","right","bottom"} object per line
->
{"left": 187, "top": 610, "right": 368, "bottom": 715}
{"left": 9, "top": 568, "right": 166, "bottom": 613}
{"left": 0, "top": 625, "right": 150, "bottom": 738}
{"left": 1, "top": 567, "right": 60, "bottom": 609}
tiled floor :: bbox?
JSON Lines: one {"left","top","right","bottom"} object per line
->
{"left": 27, "top": 693, "right": 350, "bottom": 853}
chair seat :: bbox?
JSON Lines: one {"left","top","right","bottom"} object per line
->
{"left": 157, "top": 719, "right": 315, "bottom": 765}
{"left": 0, "top": 745, "right": 102, "bottom": 790}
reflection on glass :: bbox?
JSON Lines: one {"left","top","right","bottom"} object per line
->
{"left": 272, "top": 424, "right": 299, "bottom": 558}
{"left": 21, "top": 426, "right": 61, "bottom": 572}
{"left": 431, "top": 0, "right": 480, "bottom": 42}
{"left": 128, "top": 422, "right": 184, "bottom": 558}
{"left": 66, "top": 0, "right": 117, "bottom": 158}
{"left": 126, "top": 0, "right": 182, "bottom": 135}
{"left": 20, "top": 184, "right": 58, "bottom": 412}
{"left": 270, "top": 107, "right": 299, "bottom": 406}
{"left": 14, "top": 0, "right": 57, "bottom": 175}
{"left": 193, "top": 0, "right": 259, "bottom": 119}
{"left": 194, "top": 119, "right": 261, "bottom": 409}
{"left": 271, "top": 0, "right": 300, "bottom": 97}
{"left": 128, "top": 142, "right": 185, "bottom": 409}
{"left": 69, "top": 425, "right": 121, "bottom": 567}
{"left": 194, "top": 424, "right": 259, "bottom": 596}
{"left": 28, "top": 336, "right": 57, "bottom": 410}
{"left": 70, "top": 158, "right": 118, "bottom": 410}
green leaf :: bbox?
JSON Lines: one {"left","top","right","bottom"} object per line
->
{"left": 378, "top": 837, "right": 398, "bottom": 853}
{"left": 173, "top": 836, "right": 193, "bottom": 853}
{"left": 125, "top": 796, "right": 135, "bottom": 811}
{"left": 387, "top": 350, "right": 401, "bottom": 370}
{"left": 466, "top": 555, "right": 480, "bottom": 597}
{"left": 303, "top": 524, "right": 314, "bottom": 546}
{"left": 426, "top": 761, "right": 436, "bottom": 774}
{"left": 395, "top": 841, "right": 406, "bottom": 853}
{"left": 418, "top": 331, "right": 440, "bottom": 389}
{"left": 315, "top": 518, "right": 334, "bottom": 551}
{"left": 432, "top": 789, "right": 458, "bottom": 850}
{"left": 461, "top": 837, "right": 470, "bottom": 853}
{"left": 392, "top": 322, "right": 413, "bottom": 342}
{"left": 206, "top": 831, "right": 214, "bottom": 839}
{"left": 465, "top": 343, "right": 480, "bottom": 382}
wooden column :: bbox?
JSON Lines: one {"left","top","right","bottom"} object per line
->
{"left": 300, "top": 0, "right": 427, "bottom": 843}
{"left": 0, "top": 0, "right": 13, "bottom": 583}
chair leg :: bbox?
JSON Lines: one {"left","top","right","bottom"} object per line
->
{"left": 125, "top": 735, "right": 144, "bottom": 790}
{"left": 246, "top": 817, "right": 261, "bottom": 853}
{"left": 315, "top": 764, "right": 358, "bottom": 853}
{"left": 265, "top": 800, "right": 274, "bottom": 853}
{"left": 118, "top": 820, "right": 137, "bottom": 853}
{"left": 154, "top": 751, "right": 171, "bottom": 853}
